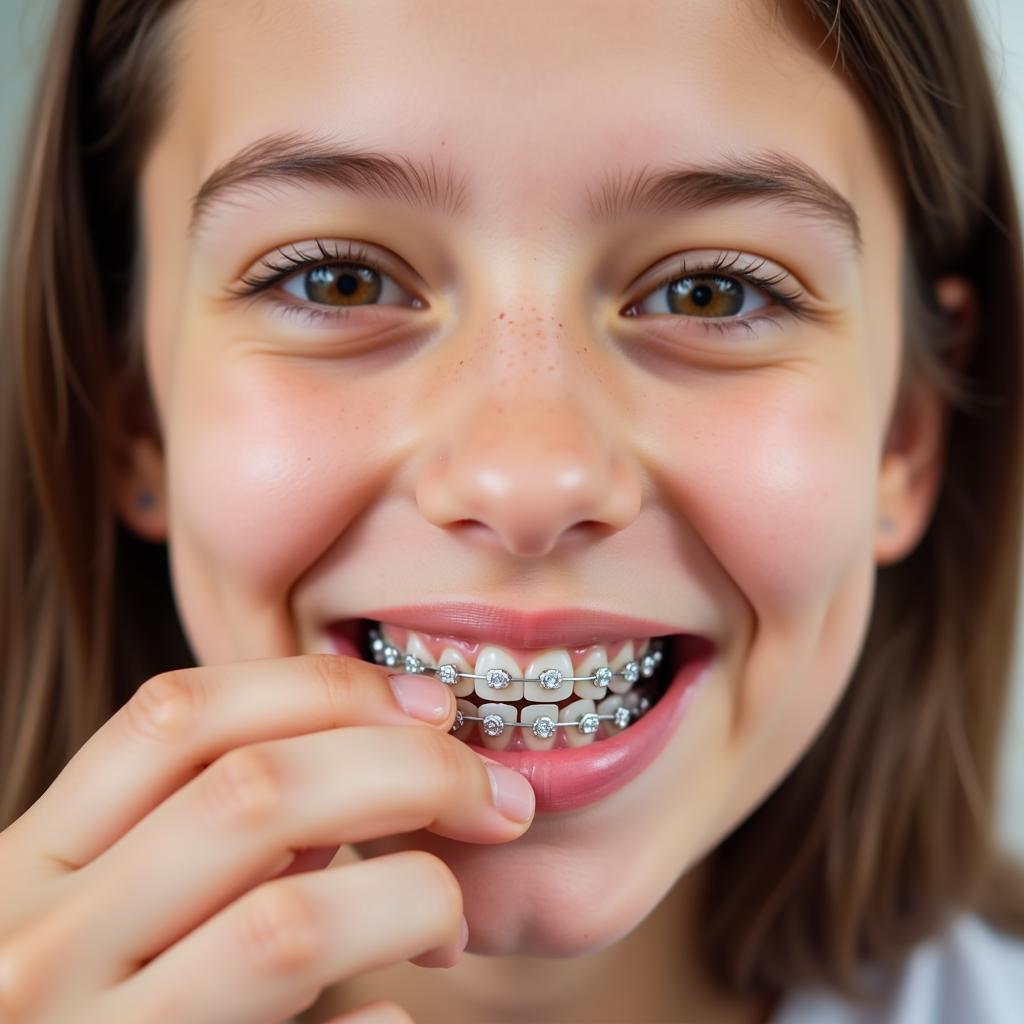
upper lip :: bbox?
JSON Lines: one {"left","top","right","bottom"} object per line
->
{"left": 354, "top": 602, "right": 688, "bottom": 648}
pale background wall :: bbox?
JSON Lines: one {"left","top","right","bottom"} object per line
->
{"left": 971, "top": 0, "right": 1024, "bottom": 857}
{"left": 1, "top": 0, "right": 1022, "bottom": 854}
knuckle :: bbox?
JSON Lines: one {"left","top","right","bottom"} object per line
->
{"left": 308, "top": 654, "right": 362, "bottom": 725}
{"left": 204, "top": 746, "right": 284, "bottom": 827}
{"left": 123, "top": 670, "right": 204, "bottom": 745}
{"left": 0, "top": 932, "right": 43, "bottom": 1020}
{"left": 239, "top": 882, "right": 321, "bottom": 975}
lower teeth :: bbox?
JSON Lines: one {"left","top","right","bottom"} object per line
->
{"left": 455, "top": 705, "right": 633, "bottom": 738}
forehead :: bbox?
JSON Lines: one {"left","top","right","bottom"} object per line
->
{"left": 161, "top": 0, "right": 890, "bottom": 223}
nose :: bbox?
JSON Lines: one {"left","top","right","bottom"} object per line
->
{"left": 415, "top": 390, "right": 643, "bottom": 559}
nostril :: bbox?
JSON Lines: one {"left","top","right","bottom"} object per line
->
{"left": 434, "top": 518, "right": 559, "bottom": 558}
{"left": 414, "top": 410, "right": 644, "bottom": 558}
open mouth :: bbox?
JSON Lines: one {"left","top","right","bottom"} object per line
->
{"left": 337, "top": 618, "right": 710, "bottom": 751}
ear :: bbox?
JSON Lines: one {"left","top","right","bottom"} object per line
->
{"left": 875, "top": 275, "right": 975, "bottom": 565}
{"left": 105, "top": 362, "right": 169, "bottom": 543}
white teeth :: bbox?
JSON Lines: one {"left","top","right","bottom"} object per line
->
{"left": 403, "top": 632, "right": 435, "bottom": 670}
{"left": 451, "top": 698, "right": 478, "bottom": 740}
{"left": 523, "top": 649, "right": 573, "bottom": 702}
{"left": 368, "top": 624, "right": 664, "bottom": 745}
{"left": 438, "top": 646, "right": 475, "bottom": 697}
{"left": 377, "top": 625, "right": 405, "bottom": 667}
{"left": 573, "top": 647, "right": 610, "bottom": 699}
{"left": 596, "top": 693, "right": 626, "bottom": 738}
{"left": 559, "top": 698, "right": 598, "bottom": 748}
{"left": 477, "top": 702, "right": 517, "bottom": 751}
{"left": 609, "top": 640, "right": 635, "bottom": 670}
{"left": 608, "top": 641, "right": 636, "bottom": 694}
{"left": 596, "top": 692, "right": 624, "bottom": 715}
{"left": 474, "top": 646, "right": 525, "bottom": 702}
{"left": 520, "top": 704, "right": 560, "bottom": 751}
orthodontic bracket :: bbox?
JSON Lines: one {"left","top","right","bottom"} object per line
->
{"left": 452, "top": 704, "right": 645, "bottom": 738}
{"left": 365, "top": 626, "right": 660, "bottom": 738}
{"left": 367, "top": 627, "right": 664, "bottom": 689}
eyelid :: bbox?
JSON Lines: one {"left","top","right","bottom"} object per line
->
{"left": 618, "top": 248, "right": 816, "bottom": 336}
{"left": 624, "top": 250, "right": 800, "bottom": 306}
{"left": 230, "top": 238, "right": 428, "bottom": 308}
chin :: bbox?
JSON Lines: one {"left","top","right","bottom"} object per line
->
{"left": 360, "top": 830, "right": 666, "bottom": 959}
{"left": 463, "top": 903, "right": 641, "bottom": 959}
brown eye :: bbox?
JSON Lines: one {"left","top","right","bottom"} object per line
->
{"left": 298, "top": 263, "right": 383, "bottom": 306}
{"left": 666, "top": 275, "right": 744, "bottom": 317}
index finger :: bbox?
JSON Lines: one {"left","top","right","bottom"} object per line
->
{"left": 11, "top": 656, "right": 452, "bottom": 869}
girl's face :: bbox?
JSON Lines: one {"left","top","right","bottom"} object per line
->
{"left": 122, "top": 0, "right": 948, "bottom": 956}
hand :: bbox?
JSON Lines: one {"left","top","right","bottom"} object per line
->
{"left": 0, "top": 655, "right": 535, "bottom": 1024}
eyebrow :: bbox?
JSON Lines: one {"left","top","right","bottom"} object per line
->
{"left": 188, "top": 131, "right": 470, "bottom": 236}
{"left": 189, "top": 133, "right": 861, "bottom": 252}
{"left": 587, "top": 150, "right": 861, "bottom": 251}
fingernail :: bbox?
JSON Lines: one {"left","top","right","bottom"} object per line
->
{"left": 387, "top": 674, "right": 452, "bottom": 724}
{"left": 484, "top": 763, "right": 535, "bottom": 824}
{"left": 458, "top": 915, "right": 469, "bottom": 953}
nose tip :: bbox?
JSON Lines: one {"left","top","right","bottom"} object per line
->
{"left": 415, "top": 401, "right": 643, "bottom": 558}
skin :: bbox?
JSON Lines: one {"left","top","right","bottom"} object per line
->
{"left": 85, "top": 0, "right": 967, "bottom": 1020}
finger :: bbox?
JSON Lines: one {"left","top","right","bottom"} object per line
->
{"left": 10, "top": 656, "right": 453, "bottom": 869}
{"left": 323, "top": 1002, "right": 416, "bottom": 1024}
{"left": 409, "top": 913, "right": 469, "bottom": 968}
{"left": 107, "top": 852, "right": 459, "bottom": 1024}
{"left": 73, "top": 725, "right": 531, "bottom": 982}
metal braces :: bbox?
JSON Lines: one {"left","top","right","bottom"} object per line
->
{"left": 367, "top": 627, "right": 664, "bottom": 690}
{"left": 366, "top": 626, "right": 662, "bottom": 738}
{"left": 453, "top": 700, "right": 651, "bottom": 739}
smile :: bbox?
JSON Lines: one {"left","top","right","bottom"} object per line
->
{"left": 365, "top": 623, "right": 667, "bottom": 749}
{"left": 328, "top": 611, "right": 716, "bottom": 812}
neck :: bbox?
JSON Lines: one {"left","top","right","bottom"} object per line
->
{"left": 305, "top": 858, "right": 777, "bottom": 1024}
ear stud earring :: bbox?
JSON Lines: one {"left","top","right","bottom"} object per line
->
{"left": 879, "top": 515, "right": 896, "bottom": 533}
{"left": 135, "top": 490, "right": 156, "bottom": 511}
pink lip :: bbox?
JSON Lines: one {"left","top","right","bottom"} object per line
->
{"left": 474, "top": 635, "right": 714, "bottom": 813}
{"left": 357, "top": 603, "right": 687, "bottom": 648}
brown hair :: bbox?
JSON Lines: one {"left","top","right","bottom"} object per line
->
{"left": 1, "top": 0, "right": 1022, "bottom": 1004}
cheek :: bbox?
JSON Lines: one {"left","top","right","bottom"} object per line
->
{"left": 635, "top": 373, "right": 882, "bottom": 844}
{"left": 656, "top": 376, "right": 877, "bottom": 627}
{"left": 707, "top": 425, "right": 864, "bottom": 618}
{"left": 167, "top": 358, "right": 389, "bottom": 599}
{"left": 669, "top": 375, "right": 880, "bottom": 768}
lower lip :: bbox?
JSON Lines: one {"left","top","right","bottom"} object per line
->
{"left": 475, "top": 643, "right": 713, "bottom": 813}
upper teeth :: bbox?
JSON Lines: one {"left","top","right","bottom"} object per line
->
{"left": 367, "top": 625, "right": 663, "bottom": 703}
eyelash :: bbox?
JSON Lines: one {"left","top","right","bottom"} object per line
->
{"left": 235, "top": 240, "right": 385, "bottom": 295}
{"left": 623, "top": 251, "right": 813, "bottom": 337}
{"left": 232, "top": 241, "right": 812, "bottom": 334}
